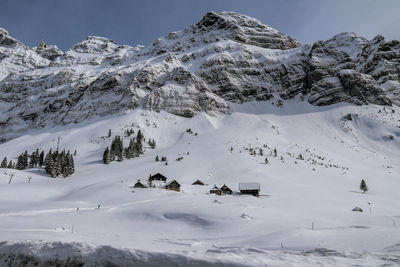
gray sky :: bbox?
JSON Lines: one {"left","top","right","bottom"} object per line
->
{"left": 0, "top": 0, "right": 399, "bottom": 51}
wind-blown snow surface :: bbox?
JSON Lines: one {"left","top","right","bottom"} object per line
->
{"left": 1, "top": 100, "right": 400, "bottom": 266}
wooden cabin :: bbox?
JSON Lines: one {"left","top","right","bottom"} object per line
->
{"left": 209, "top": 185, "right": 221, "bottom": 195}
{"left": 165, "top": 180, "right": 181, "bottom": 192}
{"left": 239, "top": 183, "right": 260, "bottom": 197}
{"left": 149, "top": 172, "right": 167, "bottom": 182}
{"left": 220, "top": 184, "right": 233, "bottom": 195}
{"left": 192, "top": 179, "right": 205, "bottom": 186}
{"left": 133, "top": 180, "right": 147, "bottom": 188}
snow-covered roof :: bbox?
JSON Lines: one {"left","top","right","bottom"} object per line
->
{"left": 166, "top": 180, "right": 180, "bottom": 186}
{"left": 239, "top": 183, "right": 260, "bottom": 191}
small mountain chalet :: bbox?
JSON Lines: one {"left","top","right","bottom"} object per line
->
{"left": 165, "top": 180, "right": 181, "bottom": 192}
{"left": 220, "top": 184, "right": 233, "bottom": 195}
{"left": 149, "top": 173, "right": 167, "bottom": 182}
{"left": 192, "top": 179, "right": 205, "bottom": 185}
{"left": 133, "top": 180, "right": 147, "bottom": 188}
{"left": 239, "top": 183, "right": 260, "bottom": 197}
{"left": 209, "top": 185, "right": 221, "bottom": 195}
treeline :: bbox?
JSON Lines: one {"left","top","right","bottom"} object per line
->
{"left": 103, "top": 130, "right": 156, "bottom": 164}
{"left": 1, "top": 148, "right": 75, "bottom": 178}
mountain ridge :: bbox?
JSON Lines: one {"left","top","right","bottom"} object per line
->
{"left": 0, "top": 11, "right": 399, "bottom": 142}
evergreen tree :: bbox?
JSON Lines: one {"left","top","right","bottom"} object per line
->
{"left": 265, "top": 157, "right": 269, "bottom": 164}
{"left": 29, "top": 149, "right": 39, "bottom": 168}
{"left": 136, "top": 130, "right": 144, "bottom": 143}
{"left": 64, "top": 152, "right": 74, "bottom": 177}
{"left": 360, "top": 179, "right": 368, "bottom": 193}
{"left": 274, "top": 148, "right": 277, "bottom": 157}
{"left": 44, "top": 149, "right": 53, "bottom": 166}
{"left": 155, "top": 155, "right": 159, "bottom": 161}
{"left": 103, "top": 147, "right": 111, "bottom": 164}
{"left": 1, "top": 157, "right": 7, "bottom": 168}
{"left": 16, "top": 154, "right": 25, "bottom": 170}
{"left": 7, "top": 160, "right": 13, "bottom": 169}
{"left": 259, "top": 148, "right": 263, "bottom": 156}
{"left": 136, "top": 140, "right": 143, "bottom": 155}
{"left": 45, "top": 156, "right": 54, "bottom": 177}
{"left": 22, "top": 150, "right": 28, "bottom": 169}
{"left": 108, "top": 129, "right": 112, "bottom": 138}
{"left": 69, "top": 154, "right": 75, "bottom": 175}
{"left": 39, "top": 151, "right": 45, "bottom": 167}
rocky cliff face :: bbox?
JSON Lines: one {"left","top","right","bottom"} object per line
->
{"left": 0, "top": 11, "right": 399, "bottom": 141}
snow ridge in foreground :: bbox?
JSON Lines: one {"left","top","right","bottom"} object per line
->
{"left": 1, "top": 241, "right": 400, "bottom": 267}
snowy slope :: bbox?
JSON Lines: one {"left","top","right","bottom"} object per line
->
{"left": 0, "top": 100, "right": 400, "bottom": 265}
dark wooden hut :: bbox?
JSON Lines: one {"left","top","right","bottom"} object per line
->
{"left": 192, "top": 179, "right": 205, "bottom": 186}
{"left": 209, "top": 185, "right": 221, "bottom": 195}
{"left": 133, "top": 180, "right": 147, "bottom": 188}
{"left": 239, "top": 183, "right": 260, "bottom": 197}
{"left": 149, "top": 173, "right": 167, "bottom": 182}
{"left": 165, "top": 180, "right": 181, "bottom": 192}
{"left": 220, "top": 184, "right": 233, "bottom": 195}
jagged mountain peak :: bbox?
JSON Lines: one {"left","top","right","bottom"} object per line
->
{"left": 197, "top": 11, "right": 271, "bottom": 31}
{"left": 193, "top": 11, "right": 301, "bottom": 49}
{"left": 143, "top": 11, "right": 300, "bottom": 57}
{"left": 0, "top": 27, "right": 22, "bottom": 47}
{"left": 72, "top": 36, "right": 121, "bottom": 54}
{"left": 324, "top": 32, "right": 368, "bottom": 58}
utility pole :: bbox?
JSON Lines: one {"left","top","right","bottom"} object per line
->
{"left": 8, "top": 174, "right": 14, "bottom": 184}
{"left": 57, "top": 136, "right": 60, "bottom": 152}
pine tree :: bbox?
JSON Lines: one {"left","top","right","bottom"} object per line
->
{"left": 45, "top": 156, "right": 55, "bottom": 177}
{"left": 136, "top": 130, "right": 144, "bottom": 143}
{"left": 64, "top": 152, "right": 74, "bottom": 177}
{"left": 116, "top": 138, "right": 124, "bottom": 162}
{"left": 7, "top": 160, "right": 13, "bottom": 169}
{"left": 39, "top": 151, "right": 45, "bottom": 167}
{"left": 53, "top": 154, "right": 62, "bottom": 177}
{"left": 274, "top": 148, "right": 277, "bottom": 157}
{"left": 74, "top": 150, "right": 77, "bottom": 156}
{"left": 360, "top": 179, "right": 368, "bottom": 193}
{"left": 108, "top": 129, "right": 112, "bottom": 138}
{"left": 69, "top": 154, "right": 75, "bottom": 175}
{"left": 259, "top": 148, "right": 263, "bottom": 156}
{"left": 103, "top": 147, "right": 111, "bottom": 164}
{"left": 136, "top": 141, "right": 143, "bottom": 155}
{"left": 16, "top": 154, "right": 25, "bottom": 170}
{"left": 265, "top": 157, "right": 269, "bottom": 164}
{"left": 44, "top": 149, "right": 53, "bottom": 167}
{"left": 155, "top": 155, "right": 159, "bottom": 161}
{"left": 22, "top": 150, "right": 28, "bottom": 169}
{"left": 1, "top": 157, "right": 7, "bottom": 168}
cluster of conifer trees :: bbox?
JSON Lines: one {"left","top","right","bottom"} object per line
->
{"left": 44, "top": 149, "right": 75, "bottom": 178}
{"left": 1, "top": 148, "right": 75, "bottom": 178}
{"left": 103, "top": 130, "right": 154, "bottom": 164}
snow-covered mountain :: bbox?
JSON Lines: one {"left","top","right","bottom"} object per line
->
{"left": 1, "top": 11, "right": 400, "bottom": 266}
{"left": 1, "top": 11, "right": 399, "bottom": 142}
